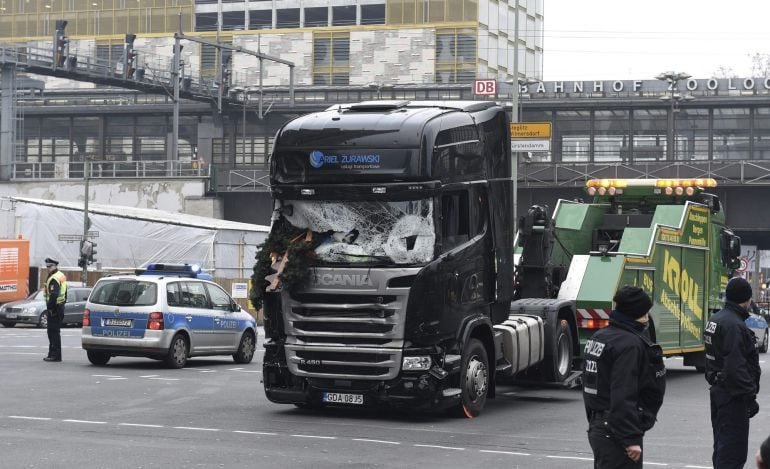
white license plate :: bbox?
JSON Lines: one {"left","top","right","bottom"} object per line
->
{"left": 322, "top": 392, "right": 363, "bottom": 405}
{"left": 104, "top": 318, "right": 132, "bottom": 327}
{"left": 5, "top": 313, "right": 17, "bottom": 319}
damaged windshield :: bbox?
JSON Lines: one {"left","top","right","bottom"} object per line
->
{"left": 283, "top": 199, "right": 435, "bottom": 265}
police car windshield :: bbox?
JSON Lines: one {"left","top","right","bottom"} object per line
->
{"left": 90, "top": 279, "right": 158, "bottom": 306}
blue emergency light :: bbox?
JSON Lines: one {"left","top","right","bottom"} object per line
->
{"left": 138, "top": 263, "right": 214, "bottom": 280}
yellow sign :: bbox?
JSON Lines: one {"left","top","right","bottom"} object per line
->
{"left": 510, "top": 122, "right": 552, "bottom": 138}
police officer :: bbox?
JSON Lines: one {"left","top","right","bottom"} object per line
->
{"left": 583, "top": 285, "right": 666, "bottom": 468}
{"left": 705, "top": 276, "right": 761, "bottom": 469}
{"left": 43, "top": 257, "right": 67, "bottom": 362}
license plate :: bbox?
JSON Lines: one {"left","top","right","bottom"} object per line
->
{"left": 104, "top": 318, "right": 132, "bottom": 327}
{"left": 322, "top": 392, "right": 363, "bottom": 405}
{"left": 5, "top": 313, "right": 17, "bottom": 319}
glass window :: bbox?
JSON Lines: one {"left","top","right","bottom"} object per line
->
{"left": 166, "top": 282, "right": 182, "bottom": 306}
{"left": 753, "top": 108, "right": 770, "bottom": 160}
{"left": 594, "top": 110, "right": 629, "bottom": 163}
{"left": 313, "top": 32, "right": 349, "bottom": 85}
{"left": 195, "top": 12, "right": 218, "bottom": 32}
{"left": 441, "top": 191, "right": 470, "bottom": 252}
{"left": 204, "top": 283, "right": 232, "bottom": 311}
{"left": 360, "top": 4, "right": 384, "bottom": 25}
{"left": 713, "top": 108, "right": 750, "bottom": 161}
{"left": 276, "top": 8, "right": 300, "bottom": 28}
{"left": 555, "top": 110, "right": 590, "bottom": 162}
{"left": 304, "top": 7, "right": 327, "bottom": 27}
{"left": 674, "top": 108, "right": 708, "bottom": 161}
{"left": 249, "top": 10, "right": 272, "bottom": 29}
{"left": 90, "top": 280, "right": 158, "bottom": 306}
{"left": 332, "top": 5, "right": 355, "bottom": 26}
{"left": 435, "top": 28, "right": 476, "bottom": 84}
{"left": 222, "top": 11, "right": 244, "bottom": 31}
{"left": 182, "top": 281, "right": 211, "bottom": 309}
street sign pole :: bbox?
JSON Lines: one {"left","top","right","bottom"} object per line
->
{"left": 81, "top": 156, "right": 89, "bottom": 285}
{"left": 511, "top": 0, "right": 520, "bottom": 227}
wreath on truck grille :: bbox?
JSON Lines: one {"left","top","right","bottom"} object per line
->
{"left": 249, "top": 219, "right": 319, "bottom": 311}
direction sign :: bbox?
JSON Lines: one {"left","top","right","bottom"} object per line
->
{"left": 510, "top": 122, "right": 552, "bottom": 138}
{"left": 58, "top": 231, "right": 99, "bottom": 243}
{"left": 473, "top": 79, "right": 497, "bottom": 96}
{"left": 511, "top": 140, "right": 551, "bottom": 152}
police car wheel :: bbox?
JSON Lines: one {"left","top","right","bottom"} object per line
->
{"left": 164, "top": 334, "right": 189, "bottom": 369}
{"left": 1, "top": 321, "right": 16, "bottom": 328}
{"left": 233, "top": 331, "right": 256, "bottom": 364}
{"left": 87, "top": 351, "right": 111, "bottom": 366}
{"left": 455, "top": 338, "right": 489, "bottom": 418}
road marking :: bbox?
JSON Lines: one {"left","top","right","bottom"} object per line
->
{"left": 107, "top": 377, "right": 128, "bottom": 381}
{"left": 140, "top": 375, "right": 159, "bottom": 378}
{"left": 414, "top": 444, "right": 465, "bottom": 451}
{"left": 148, "top": 377, "right": 180, "bottom": 381}
{"left": 479, "top": 450, "right": 531, "bottom": 456}
{"left": 546, "top": 455, "right": 594, "bottom": 461}
{"left": 183, "top": 368, "right": 215, "bottom": 373}
{"left": 0, "top": 352, "right": 39, "bottom": 355}
{"left": 232, "top": 430, "right": 278, "bottom": 436}
{"left": 685, "top": 466, "right": 712, "bottom": 469}
{"left": 119, "top": 423, "right": 164, "bottom": 428}
{"left": 352, "top": 438, "right": 400, "bottom": 445}
{"left": 173, "top": 426, "right": 220, "bottom": 432}
{"left": 291, "top": 434, "right": 337, "bottom": 440}
{"left": 92, "top": 374, "right": 123, "bottom": 378}
{"left": 645, "top": 463, "right": 668, "bottom": 466}
{"left": 8, "top": 416, "right": 51, "bottom": 421}
{"left": 63, "top": 419, "right": 108, "bottom": 425}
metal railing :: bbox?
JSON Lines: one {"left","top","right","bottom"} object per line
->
{"left": 520, "top": 160, "right": 770, "bottom": 187}
{"left": 9, "top": 159, "right": 209, "bottom": 180}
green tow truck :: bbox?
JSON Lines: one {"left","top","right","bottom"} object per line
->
{"left": 514, "top": 177, "right": 741, "bottom": 371}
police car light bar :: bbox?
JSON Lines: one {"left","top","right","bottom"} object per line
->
{"left": 139, "top": 263, "right": 213, "bottom": 280}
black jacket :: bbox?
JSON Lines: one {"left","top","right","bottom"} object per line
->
{"left": 704, "top": 301, "right": 761, "bottom": 400}
{"left": 583, "top": 314, "right": 666, "bottom": 446}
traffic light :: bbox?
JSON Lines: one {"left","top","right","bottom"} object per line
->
{"left": 80, "top": 239, "right": 97, "bottom": 265}
{"left": 89, "top": 242, "right": 98, "bottom": 264}
{"left": 219, "top": 49, "right": 232, "bottom": 94}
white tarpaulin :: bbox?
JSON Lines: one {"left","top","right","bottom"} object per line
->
{"left": 6, "top": 197, "right": 268, "bottom": 279}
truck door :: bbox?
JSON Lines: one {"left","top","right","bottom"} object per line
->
{"left": 439, "top": 187, "right": 492, "bottom": 334}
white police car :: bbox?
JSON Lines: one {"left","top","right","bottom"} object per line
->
{"left": 81, "top": 264, "right": 257, "bottom": 368}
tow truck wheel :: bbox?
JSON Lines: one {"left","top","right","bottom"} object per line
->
{"left": 543, "top": 319, "right": 574, "bottom": 382}
{"left": 87, "top": 351, "right": 111, "bottom": 366}
{"left": 455, "top": 338, "right": 489, "bottom": 418}
{"left": 164, "top": 334, "right": 189, "bottom": 369}
{"left": 233, "top": 331, "right": 256, "bottom": 364}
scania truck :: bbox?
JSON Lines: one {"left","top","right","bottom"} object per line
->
{"left": 254, "top": 100, "right": 741, "bottom": 417}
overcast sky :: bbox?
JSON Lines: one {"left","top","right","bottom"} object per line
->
{"left": 542, "top": 0, "right": 770, "bottom": 81}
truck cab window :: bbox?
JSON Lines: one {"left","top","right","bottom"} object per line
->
{"left": 442, "top": 192, "right": 469, "bottom": 252}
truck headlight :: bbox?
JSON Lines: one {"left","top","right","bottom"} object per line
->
{"left": 402, "top": 356, "right": 432, "bottom": 371}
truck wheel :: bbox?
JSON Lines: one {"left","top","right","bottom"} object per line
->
{"left": 164, "top": 334, "right": 189, "bottom": 369}
{"left": 232, "top": 331, "right": 256, "bottom": 364}
{"left": 1, "top": 322, "right": 15, "bottom": 328}
{"left": 87, "top": 351, "right": 111, "bottom": 366}
{"left": 456, "top": 338, "right": 489, "bottom": 418}
{"left": 543, "top": 319, "right": 574, "bottom": 382}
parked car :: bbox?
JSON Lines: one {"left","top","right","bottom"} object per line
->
{"left": 81, "top": 264, "right": 257, "bottom": 368}
{"left": 0, "top": 287, "right": 92, "bottom": 328}
{"left": 746, "top": 312, "right": 769, "bottom": 353}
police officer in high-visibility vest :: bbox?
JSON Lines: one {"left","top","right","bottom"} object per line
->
{"left": 43, "top": 257, "right": 67, "bottom": 362}
{"left": 583, "top": 285, "right": 666, "bottom": 468}
{"left": 705, "top": 276, "right": 761, "bottom": 469}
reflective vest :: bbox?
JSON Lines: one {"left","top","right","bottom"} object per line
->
{"left": 44, "top": 270, "right": 68, "bottom": 305}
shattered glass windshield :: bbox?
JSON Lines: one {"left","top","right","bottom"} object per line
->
{"left": 284, "top": 199, "right": 435, "bottom": 265}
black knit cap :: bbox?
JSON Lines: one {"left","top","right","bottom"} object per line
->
{"left": 725, "top": 277, "right": 752, "bottom": 303}
{"left": 761, "top": 435, "right": 770, "bottom": 467}
{"left": 613, "top": 285, "right": 653, "bottom": 319}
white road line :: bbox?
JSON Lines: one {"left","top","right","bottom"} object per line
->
{"left": 414, "top": 444, "right": 465, "bottom": 451}
{"left": 0, "top": 352, "right": 40, "bottom": 355}
{"left": 119, "top": 423, "right": 164, "bottom": 428}
{"left": 645, "top": 463, "right": 668, "bottom": 466}
{"left": 291, "top": 434, "right": 337, "bottom": 440}
{"left": 228, "top": 368, "right": 244, "bottom": 371}
{"left": 352, "top": 438, "right": 400, "bottom": 445}
{"left": 107, "top": 377, "right": 128, "bottom": 381}
{"left": 63, "top": 419, "right": 108, "bottom": 425}
{"left": 230, "top": 370, "right": 261, "bottom": 373}
{"left": 183, "top": 368, "right": 215, "bottom": 373}
{"left": 479, "top": 450, "right": 531, "bottom": 456}
{"left": 546, "top": 455, "right": 593, "bottom": 461}
{"left": 685, "top": 466, "right": 712, "bottom": 469}
{"left": 8, "top": 416, "right": 52, "bottom": 421}
{"left": 173, "top": 426, "right": 220, "bottom": 432}
{"left": 92, "top": 374, "right": 123, "bottom": 378}
{"left": 148, "top": 377, "right": 180, "bottom": 381}
{"left": 140, "top": 375, "right": 159, "bottom": 378}
{"left": 232, "top": 430, "right": 278, "bottom": 436}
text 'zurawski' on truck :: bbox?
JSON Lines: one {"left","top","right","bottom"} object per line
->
{"left": 251, "top": 100, "right": 741, "bottom": 417}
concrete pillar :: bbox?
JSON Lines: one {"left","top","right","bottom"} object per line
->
{"left": 0, "top": 63, "right": 15, "bottom": 181}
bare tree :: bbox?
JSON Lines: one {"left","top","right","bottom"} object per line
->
{"left": 749, "top": 53, "right": 770, "bottom": 78}
{"left": 712, "top": 65, "right": 737, "bottom": 79}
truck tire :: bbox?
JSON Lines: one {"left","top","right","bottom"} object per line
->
{"left": 455, "top": 338, "right": 489, "bottom": 418}
{"left": 542, "top": 319, "right": 574, "bottom": 382}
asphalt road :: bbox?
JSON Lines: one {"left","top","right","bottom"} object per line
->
{"left": 2, "top": 326, "right": 770, "bottom": 469}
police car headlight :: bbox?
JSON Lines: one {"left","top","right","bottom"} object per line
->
{"left": 402, "top": 356, "right": 432, "bottom": 371}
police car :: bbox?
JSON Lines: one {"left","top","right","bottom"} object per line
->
{"left": 81, "top": 264, "right": 257, "bottom": 368}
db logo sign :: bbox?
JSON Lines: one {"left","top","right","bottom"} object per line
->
{"left": 473, "top": 79, "right": 497, "bottom": 96}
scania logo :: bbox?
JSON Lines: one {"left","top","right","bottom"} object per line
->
{"left": 313, "top": 273, "right": 374, "bottom": 287}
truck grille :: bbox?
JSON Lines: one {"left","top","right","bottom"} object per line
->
{"left": 282, "top": 267, "right": 416, "bottom": 380}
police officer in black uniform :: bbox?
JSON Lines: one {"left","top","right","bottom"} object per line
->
{"left": 583, "top": 285, "right": 666, "bottom": 468}
{"left": 704, "top": 276, "right": 761, "bottom": 469}
{"left": 43, "top": 257, "right": 67, "bottom": 362}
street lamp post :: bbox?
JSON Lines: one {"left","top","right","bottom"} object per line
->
{"left": 655, "top": 71, "right": 694, "bottom": 161}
